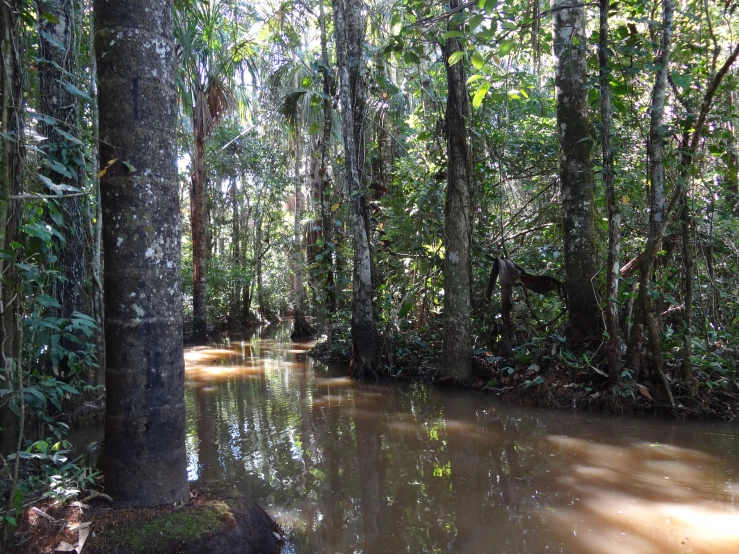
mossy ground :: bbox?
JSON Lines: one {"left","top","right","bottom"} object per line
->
{"left": 104, "top": 501, "right": 234, "bottom": 552}
{"left": 9, "top": 483, "right": 282, "bottom": 554}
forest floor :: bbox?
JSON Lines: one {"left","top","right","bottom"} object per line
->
{"left": 8, "top": 482, "right": 282, "bottom": 554}
{"left": 309, "top": 335, "right": 739, "bottom": 422}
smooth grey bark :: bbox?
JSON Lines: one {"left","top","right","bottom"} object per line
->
{"left": 333, "top": 0, "right": 380, "bottom": 380}
{"left": 598, "top": 0, "right": 621, "bottom": 385}
{"left": 95, "top": 0, "right": 189, "bottom": 507}
{"left": 552, "top": 0, "right": 600, "bottom": 341}
{"left": 622, "top": 0, "right": 675, "bottom": 406}
{"left": 291, "top": 113, "right": 315, "bottom": 339}
{"left": 441, "top": 0, "right": 473, "bottom": 381}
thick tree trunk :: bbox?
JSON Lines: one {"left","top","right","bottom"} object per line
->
{"left": 96, "top": 0, "right": 190, "bottom": 507}
{"left": 552, "top": 0, "right": 600, "bottom": 341}
{"left": 191, "top": 113, "right": 208, "bottom": 341}
{"left": 441, "top": 0, "right": 473, "bottom": 381}
{"left": 598, "top": 0, "right": 621, "bottom": 385}
{"left": 333, "top": 0, "right": 380, "bottom": 380}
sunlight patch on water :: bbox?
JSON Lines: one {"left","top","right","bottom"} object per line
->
{"left": 546, "top": 435, "right": 739, "bottom": 554}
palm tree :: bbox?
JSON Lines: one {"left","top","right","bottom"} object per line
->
{"left": 175, "top": 0, "right": 257, "bottom": 341}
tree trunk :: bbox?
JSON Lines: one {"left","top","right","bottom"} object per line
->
{"left": 318, "top": 0, "right": 336, "bottom": 318}
{"left": 727, "top": 90, "right": 738, "bottom": 209}
{"left": 255, "top": 215, "right": 265, "bottom": 318}
{"left": 37, "top": 0, "right": 92, "bottom": 376}
{"left": 598, "top": 0, "right": 621, "bottom": 385}
{"left": 0, "top": 0, "right": 23, "bottom": 462}
{"left": 96, "top": 0, "right": 190, "bottom": 507}
{"left": 231, "top": 178, "right": 240, "bottom": 318}
{"left": 441, "top": 0, "right": 473, "bottom": 381}
{"left": 291, "top": 113, "right": 315, "bottom": 339}
{"left": 552, "top": 0, "right": 600, "bottom": 341}
{"left": 191, "top": 106, "right": 208, "bottom": 341}
{"left": 630, "top": 0, "right": 675, "bottom": 405}
{"left": 88, "top": 14, "right": 105, "bottom": 385}
{"left": 333, "top": 0, "right": 380, "bottom": 380}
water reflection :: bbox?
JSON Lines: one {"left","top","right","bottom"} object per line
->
{"left": 183, "top": 324, "right": 739, "bottom": 553}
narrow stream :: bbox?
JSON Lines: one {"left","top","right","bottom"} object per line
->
{"left": 182, "top": 322, "right": 739, "bottom": 553}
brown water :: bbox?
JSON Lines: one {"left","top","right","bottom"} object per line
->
{"left": 181, "top": 323, "right": 738, "bottom": 553}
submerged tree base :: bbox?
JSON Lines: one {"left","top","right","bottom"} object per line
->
{"left": 9, "top": 482, "right": 282, "bottom": 554}
{"left": 290, "top": 313, "right": 316, "bottom": 340}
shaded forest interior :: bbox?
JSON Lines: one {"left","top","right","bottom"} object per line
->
{"left": 1, "top": 0, "right": 739, "bottom": 548}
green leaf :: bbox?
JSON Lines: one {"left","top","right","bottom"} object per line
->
{"left": 398, "top": 301, "right": 414, "bottom": 319}
{"left": 56, "top": 79, "right": 92, "bottom": 101}
{"left": 467, "top": 74, "right": 484, "bottom": 85}
{"left": 40, "top": 30, "right": 65, "bottom": 51}
{"left": 484, "top": 0, "right": 498, "bottom": 14}
{"left": 122, "top": 161, "right": 137, "bottom": 173}
{"left": 24, "top": 387, "right": 48, "bottom": 406}
{"left": 404, "top": 50, "right": 420, "bottom": 65}
{"left": 38, "top": 174, "right": 80, "bottom": 195}
{"left": 40, "top": 11, "right": 59, "bottom": 23}
{"left": 55, "top": 127, "right": 84, "bottom": 146}
{"left": 43, "top": 158, "right": 73, "bottom": 179}
{"left": 670, "top": 72, "right": 691, "bottom": 91}
{"left": 308, "top": 122, "right": 321, "bottom": 135}
{"left": 448, "top": 51, "right": 464, "bottom": 66}
{"left": 471, "top": 50, "right": 484, "bottom": 70}
{"left": 22, "top": 223, "right": 53, "bottom": 242}
{"left": 443, "top": 31, "right": 464, "bottom": 39}
{"left": 35, "top": 294, "right": 61, "bottom": 309}
{"left": 469, "top": 14, "right": 484, "bottom": 31}
{"left": 472, "top": 81, "right": 492, "bottom": 109}
{"left": 498, "top": 39, "right": 516, "bottom": 56}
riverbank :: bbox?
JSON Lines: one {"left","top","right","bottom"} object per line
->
{"left": 308, "top": 331, "right": 739, "bottom": 422}
{"left": 8, "top": 482, "right": 282, "bottom": 554}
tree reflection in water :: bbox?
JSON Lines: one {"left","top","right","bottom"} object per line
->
{"left": 181, "top": 324, "right": 739, "bottom": 554}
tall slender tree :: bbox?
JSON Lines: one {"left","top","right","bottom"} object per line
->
{"left": 441, "top": 0, "right": 473, "bottom": 381}
{"left": 333, "top": 0, "right": 380, "bottom": 380}
{"left": 175, "top": 0, "right": 254, "bottom": 341}
{"left": 552, "top": 0, "right": 600, "bottom": 341}
{"left": 598, "top": 0, "right": 621, "bottom": 385}
{"left": 291, "top": 107, "right": 315, "bottom": 339}
{"left": 95, "top": 0, "right": 189, "bottom": 506}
